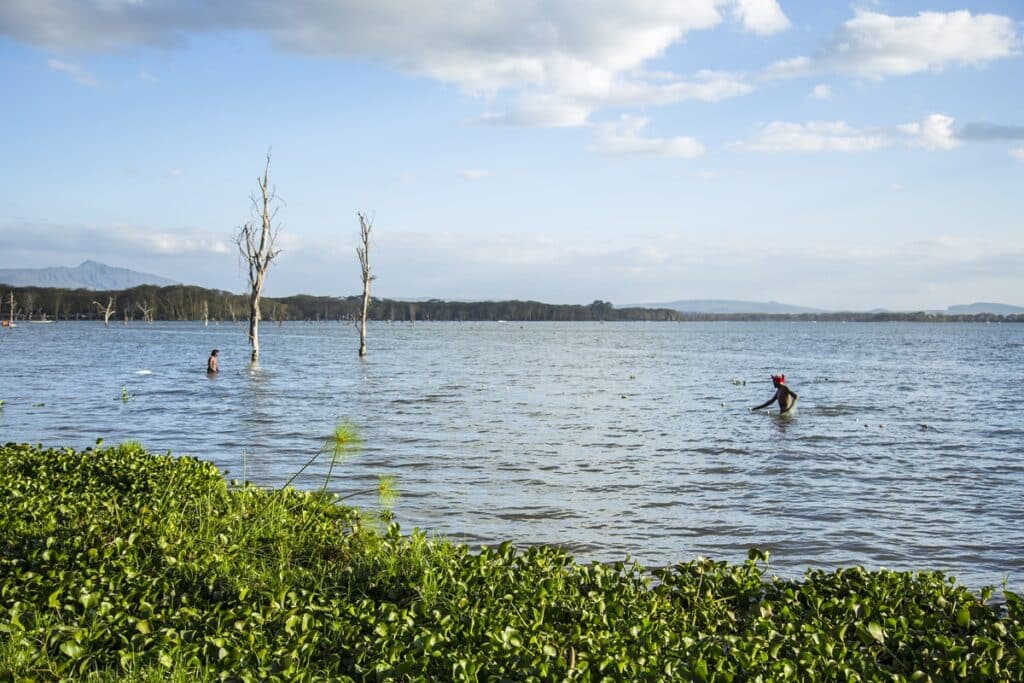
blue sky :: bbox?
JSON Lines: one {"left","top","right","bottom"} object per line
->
{"left": 1, "top": 0, "right": 1022, "bottom": 310}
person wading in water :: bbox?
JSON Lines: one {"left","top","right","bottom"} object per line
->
{"left": 207, "top": 349, "right": 219, "bottom": 374}
{"left": 751, "top": 373, "right": 797, "bottom": 414}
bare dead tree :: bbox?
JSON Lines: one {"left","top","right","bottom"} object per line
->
{"left": 22, "top": 292, "right": 34, "bottom": 321}
{"left": 6, "top": 291, "right": 17, "bottom": 325}
{"left": 356, "top": 212, "right": 375, "bottom": 358}
{"left": 136, "top": 301, "right": 153, "bottom": 324}
{"left": 93, "top": 297, "right": 116, "bottom": 326}
{"left": 236, "top": 152, "right": 282, "bottom": 363}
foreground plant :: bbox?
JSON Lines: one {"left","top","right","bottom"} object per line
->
{"left": 0, "top": 442, "right": 1021, "bottom": 681}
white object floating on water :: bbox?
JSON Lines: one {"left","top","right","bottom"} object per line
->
{"left": 135, "top": 370, "right": 153, "bottom": 375}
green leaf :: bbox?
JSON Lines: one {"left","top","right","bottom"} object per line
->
{"left": 60, "top": 641, "right": 85, "bottom": 658}
{"left": 867, "top": 622, "right": 885, "bottom": 644}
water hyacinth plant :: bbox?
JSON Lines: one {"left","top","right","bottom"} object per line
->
{"left": 0, "top": 441, "right": 1021, "bottom": 680}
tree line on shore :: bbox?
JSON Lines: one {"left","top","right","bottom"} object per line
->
{"left": 3, "top": 283, "right": 1023, "bottom": 323}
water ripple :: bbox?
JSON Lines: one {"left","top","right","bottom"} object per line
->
{"left": 2, "top": 320, "right": 1022, "bottom": 590}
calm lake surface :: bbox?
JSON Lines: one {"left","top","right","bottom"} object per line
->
{"left": 2, "top": 321, "right": 1022, "bottom": 589}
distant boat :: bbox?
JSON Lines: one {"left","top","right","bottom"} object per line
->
{"left": 28, "top": 320, "right": 55, "bottom": 324}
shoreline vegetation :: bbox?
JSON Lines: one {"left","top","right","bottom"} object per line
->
{"left": 2, "top": 442, "right": 1021, "bottom": 680}
{"left": 2, "top": 284, "right": 1023, "bottom": 324}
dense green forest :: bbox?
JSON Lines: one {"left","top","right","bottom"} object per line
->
{"left": 1, "top": 284, "right": 1022, "bottom": 323}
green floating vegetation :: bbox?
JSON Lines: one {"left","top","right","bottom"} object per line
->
{"left": 1, "top": 442, "right": 1021, "bottom": 681}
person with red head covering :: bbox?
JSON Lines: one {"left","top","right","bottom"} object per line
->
{"left": 751, "top": 373, "right": 798, "bottom": 414}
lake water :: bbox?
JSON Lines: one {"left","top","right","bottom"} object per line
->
{"left": 2, "top": 321, "right": 1022, "bottom": 589}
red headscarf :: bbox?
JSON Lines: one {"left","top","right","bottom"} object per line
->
{"left": 771, "top": 373, "right": 785, "bottom": 385}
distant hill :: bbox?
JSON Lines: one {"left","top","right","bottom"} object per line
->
{"left": 629, "top": 299, "right": 824, "bottom": 314}
{"left": 946, "top": 302, "right": 1024, "bottom": 315}
{"left": 0, "top": 260, "right": 176, "bottom": 290}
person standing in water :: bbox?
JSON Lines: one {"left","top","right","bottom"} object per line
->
{"left": 751, "top": 373, "right": 797, "bottom": 414}
{"left": 207, "top": 349, "right": 219, "bottom": 374}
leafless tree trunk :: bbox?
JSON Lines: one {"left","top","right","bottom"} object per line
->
{"left": 22, "top": 293, "right": 34, "bottom": 321}
{"left": 5, "top": 291, "right": 17, "bottom": 326}
{"left": 236, "top": 152, "right": 282, "bottom": 363}
{"left": 356, "top": 212, "right": 375, "bottom": 358}
{"left": 93, "top": 297, "right": 116, "bottom": 326}
{"left": 202, "top": 300, "right": 209, "bottom": 326}
{"left": 136, "top": 301, "right": 153, "bottom": 324}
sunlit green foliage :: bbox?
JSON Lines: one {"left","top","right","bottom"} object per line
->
{"left": 1, "top": 442, "right": 1021, "bottom": 681}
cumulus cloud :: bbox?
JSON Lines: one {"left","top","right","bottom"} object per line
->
{"left": 732, "top": 113, "right": 959, "bottom": 153}
{"left": 897, "top": 113, "right": 959, "bottom": 151}
{"left": 47, "top": 58, "right": 97, "bottom": 86}
{"left": 809, "top": 83, "right": 831, "bottom": 100}
{"left": 766, "top": 10, "right": 1020, "bottom": 80}
{"left": 731, "top": 0, "right": 790, "bottom": 35}
{"left": 2, "top": 1, "right": 783, "bottom": 127}
{"left": 591, "top": 115, "right": 704, "bottom": 159}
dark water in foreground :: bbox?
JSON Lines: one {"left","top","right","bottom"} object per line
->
{"left": 2, "top": 321, "right": 1022, "bottom": 588}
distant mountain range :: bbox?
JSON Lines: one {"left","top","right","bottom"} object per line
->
{"left": 945, "top": 302, "right": 1024, "bottom": 315}
{"left": 629, "top": 299, "right": 824, "bottom": 314}
{"left": 0, "top": 260, "right": 176, "bottom": 290}
{"left": 630, "top": 299, "right": 1022, "bottom": 315}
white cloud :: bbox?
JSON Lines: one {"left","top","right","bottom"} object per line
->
{"left": 733, "top": 120, "right": 889, "bottom": 153}
{"left": 0, "top": 223, "right": 232, "bottom": 257}
{"left": 591, "top": 115, "right": 704, "bottom": 159}
{"left": 350, "top": 229, "right": 1024, "bottom": 309}
{"left": 809, "top": 83, "right": 831, "bottom": 100}
{"left": 140, "top": 70, "right": 158, "bottom": 82}
{"left": 3, "top": 2, "right": 782, "bottom": 127}
{"left": 897, "top": 114, "right": 959, "bottom": 151}
{"left": 47, "top": 59, "right": 96, "bottom": 86}
{"left": 460, "top": 169, "right": 491, "bottom": 181}
{"left": 731, "top": 0, "right": 790, "bottom": 35}
{"left": 478, "top": 69, "right": 753, "bottom": 128}
{"left": 732, "top": 113, "right": 959, "bottom": 153}
{"left": 1011, "top": 148, "right": 1024, "bottom": 162}
{"left": 766, "top": 10, "right": 1020, "bottom": 80}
